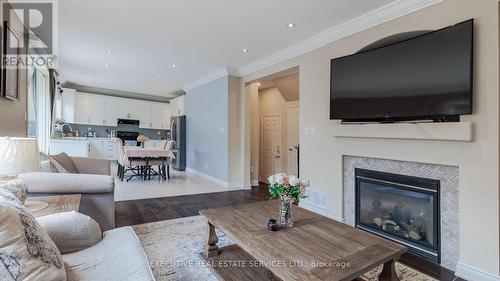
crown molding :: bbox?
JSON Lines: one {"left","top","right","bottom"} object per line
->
{"left": 182, "top": 66, "right": 240, "bottom": 92}
{"left": 181, "top": 0, "right": 442, "bottom": 91}
{"left": 238, "top": 0, "right": 442, "bottom": 76}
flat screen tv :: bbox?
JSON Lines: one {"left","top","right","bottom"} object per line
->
{"left": 330, "top": 19, "right": 473, "bottom": 122}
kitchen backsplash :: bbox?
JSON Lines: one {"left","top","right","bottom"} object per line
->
{"left": 68, "top": 123, "right": 168, "bottom": 140}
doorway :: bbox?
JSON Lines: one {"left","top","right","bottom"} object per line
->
{"left": 247, "top": 66, "right": 300, "bottom": 186}
{"left": 287, "top": 104, "right": 299, "bottom": 176}
{"left": 260, "top": 115, "right": 282, "bottom": 181}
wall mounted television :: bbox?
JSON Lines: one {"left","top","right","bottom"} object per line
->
{"left": 330, "top": 19, "right": 473, "bottom": 123}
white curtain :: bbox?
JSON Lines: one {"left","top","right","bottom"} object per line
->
{"left": 27, "top": 65, "right": 51, "bottom": 153}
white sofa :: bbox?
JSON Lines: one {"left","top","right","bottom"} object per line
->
{"left": 63, "top": 226, "right": 154, "bottom": 281}
{"left": 0, "top": 211, "right": 155, "bottom": 281}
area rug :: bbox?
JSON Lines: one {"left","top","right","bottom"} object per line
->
{"left": 132, "top": 216, "right": 437, "bottom": 281}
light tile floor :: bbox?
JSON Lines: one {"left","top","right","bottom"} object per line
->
{"left": 113, "top": 164, "right": 241, "bottom": 201}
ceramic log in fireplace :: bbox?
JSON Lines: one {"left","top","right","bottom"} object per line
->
{"left": 355, "top": 168, "right": 440, "bottom": 263}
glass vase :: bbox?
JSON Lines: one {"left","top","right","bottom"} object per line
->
{"left": 279, "top": 199, "right": 293, "bottom": 228}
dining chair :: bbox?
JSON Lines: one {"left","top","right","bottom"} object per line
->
{"left": 115, "top": 138, "right": 147, "bottom": 181}
{"left": 146, "top": 140, "right": 175, "bottom": 180}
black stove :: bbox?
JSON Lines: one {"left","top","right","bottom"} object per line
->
{"left": 117, "top": 131, "right": 140, "bottom": 146}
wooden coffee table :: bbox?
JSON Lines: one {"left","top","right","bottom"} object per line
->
{"left": 27, "top": 194, "right": 81, "bottom": 218}
{"left": 200, "top": 201, "right": 406, "bottom": 281}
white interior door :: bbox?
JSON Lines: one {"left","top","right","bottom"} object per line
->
{"left": 287, "top": 106, "right": 299, "bottom": 176}
{"left": 261, "top": 115, "right": 282, "bottom": 181}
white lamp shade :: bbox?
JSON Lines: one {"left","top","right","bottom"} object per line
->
{"left": 0, "top": 137, "right": 40, "bottom": 175}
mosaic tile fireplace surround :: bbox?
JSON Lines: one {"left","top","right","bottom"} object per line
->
{"left": 343, "top": 156, "right": 459, "bottom": 271}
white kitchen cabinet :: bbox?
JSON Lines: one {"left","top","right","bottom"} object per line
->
{"left": 50, "top": 140, "right": 89, "bottom": 157}
{"left": 116, "top": 98, "right": 130, "bottom": 119}
{"left": 66, "top": 92, "right": 171, "bottom": 130}
{"left": 74, "top": 93, "right": 92, "bottom": 125}
{"left": 161, "top": 103, "right": 172, "bottom": 129}
{"left": 101, "top": 95, "right": 117, "bottom": 126}
{"left": 170, "top": 95, "right": 185, "bottom": 117}
{"left": 149, "top": 102, "right": 170, "bottom": 129}
{"left": 131, "top": 100, "right": 149, "bottom": 127}
{"left": 61, "top": 88, "right": 76, "bottom": 123}
{"left": 88, "top": 139, "right": 117, "bottom": 160}
{"left": 88, "top": 139, "right": 102, "bottom": 159}
{"left": 87, "top": 94, "right": 104, "bottom": 126}
{"left": 144, "top": 140, "right": 164, "bottom": 148}
{"left": 74, "top": 93, "right": 117, "bottom": 126}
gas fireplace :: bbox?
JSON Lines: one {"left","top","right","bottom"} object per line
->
{"left": 355, "top": 168, "right": 440, "bottom": 263}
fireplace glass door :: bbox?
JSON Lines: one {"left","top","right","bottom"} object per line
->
{"left": 355, "top": 169, "right": 440, "bottom": 263}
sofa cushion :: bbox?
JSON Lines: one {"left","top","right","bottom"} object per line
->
{"left": 40, "top": 152, "right": 69, "bottom": 173}
{"left": 18, "top": 172, "right": 114, "bottom": 194}
{"left": 63, "top": 226, "right": 154, "bottom": 281}
{"left": 0, "top": 189, "right": 66, "bottom": 281}
{"left": 0, "top": 178, "right": 27, "bottom": 204}
{"left": 37, "top": 212, "right": 102, "bottom": 254}
{"left": 50, "top": 153, "right": 79, "bottom": 174}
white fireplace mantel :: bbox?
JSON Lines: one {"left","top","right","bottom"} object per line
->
{"left": 333, "top": 122, "right": 474, "bottom": 142}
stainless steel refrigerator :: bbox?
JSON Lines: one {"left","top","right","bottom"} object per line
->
{"left": 170, "top": 116, "right": 186, "bottom": 171}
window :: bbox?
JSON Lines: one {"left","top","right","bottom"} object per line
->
{"left": 27, "top": 62, "right": 51, "bottom": 153}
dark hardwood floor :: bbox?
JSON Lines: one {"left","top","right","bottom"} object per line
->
{"left": 115, "top": 184, "right": 463, "bottom": 281}
{"left": 115, "top": 185, "right": 269, "bottom": 227}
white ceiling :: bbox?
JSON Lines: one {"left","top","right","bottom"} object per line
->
{"left": 59, "top": 0, "right": 397, "bottom": 97}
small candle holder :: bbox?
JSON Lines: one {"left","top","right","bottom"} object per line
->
{"left": 267, "top": 219, "right": 279, "bottom": 231}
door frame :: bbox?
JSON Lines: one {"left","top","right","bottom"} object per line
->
{"left": 287, "top": 103, "right": 299, "bottom": 176}
{"left": 259, "top": 114, "right": 282, "bottom": 183}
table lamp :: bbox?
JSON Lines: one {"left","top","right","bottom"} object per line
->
{"left": 0, "top": 137, "right": 47, "bottom": 211}
{"left": 0, "top": 137, "right": 40, "bottom": 176}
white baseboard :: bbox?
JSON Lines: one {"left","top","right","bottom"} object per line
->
{"left": 250, "top": 180, "right": 260, "bottom": 186}
{"left": 456, "top": 262, "right": 500, "bottom": 281}
{"left": 185, "top": 168, "right": 228, "bottom": 187}
{"left": 299, "top": 201, "right": 344, "bottom": 223}
{"left": 227, "top": 181, "right": 251, "bottom": 190}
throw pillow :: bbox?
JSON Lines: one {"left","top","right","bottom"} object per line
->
{"left": 36, "top": 212, "right": 102, "bottom": 254}
{"left": 0, "top": 189, "right": 66, "bottom": 281}
{"left": 0, "top": 179, "right": 27, "bottom": 204}
{"left": 39, "top": 153, "right": 68, "bottom": 174}
{"left": 50, "top": 153, "right": 79, "bottom": 174}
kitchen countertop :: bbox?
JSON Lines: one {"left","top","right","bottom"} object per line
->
{"left": 51, "top": 137, "right": 118, "bottom": 142}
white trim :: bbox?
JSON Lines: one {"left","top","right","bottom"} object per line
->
{"left": 228, "top": 181, "right": 251, "bottom": 190}
{"left": 182, "top": 66, "right": 239, "bottom": 92}
{"left": 250, "top": 180, "right": 260, "bottom": 186}
{"left": 455, "top": 262, "right": 500, "bottom": 281}
{"left": 180, "top": 0, "right": 442, "bottom": 91}
{"left": 260, "top": 114, "right": 283, "bottom": 180}
{"left": 185, "top": 167, "right": 228, "bottom": 187}
{"left": 238, "top": 0, "right": 442, "bottom": 76}
{"left": 286, "top": 104, "right": 300, "bottom": 175}
{"left": 299, "top": 201, "right": 344, "bottom": 223}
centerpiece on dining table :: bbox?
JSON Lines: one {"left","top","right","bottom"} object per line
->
{"left": 268, "top": 173, "right": 309, "bottom": 228}
{"left": 137, "top": 135, "right": 150, "bottom": 148}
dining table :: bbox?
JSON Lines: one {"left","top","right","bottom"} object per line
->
{"left": 123, "top": 147, "right": 176, "bottom": 181}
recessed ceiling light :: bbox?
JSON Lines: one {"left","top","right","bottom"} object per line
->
{"left": 242, "top": 49, "right": 249, "bottom": 53}
{"left": 106, "top": 49, "right": 114, "bottom": 54}
{"left": 171, "top": 64, "right": 176, "bottom": 68}
{"left": 104, "top": 64, "right": 110, "bottom": 68}
{"left": 287, "top": 23, "right": 296, "bottom": 28}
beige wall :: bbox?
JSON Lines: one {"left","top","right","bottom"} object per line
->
{"left": 0, "top": 2, "right": 28, "bottom": 137}
{"left": 240, "top": 0, "right": 500, "bottom": 276}
{"left": 248, "top": 83, "right": 259, "bottom": 184}
{"left": 228, "top": 75, "right": 243, "bottom": 186}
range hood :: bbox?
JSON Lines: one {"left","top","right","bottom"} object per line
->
{"left": 117, "top": 119, "right": 140, "bottom": 125}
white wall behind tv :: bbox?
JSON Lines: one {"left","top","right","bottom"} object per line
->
{"left": 240, "top": 0, "right": 500, "bottom": 278}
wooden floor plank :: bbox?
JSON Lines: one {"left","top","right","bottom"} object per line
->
{"left": 200, "top": 245, "right": 277, "bottom": 281}
{"left": 115, "top": 184, "right": 464, "bottom": 281}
